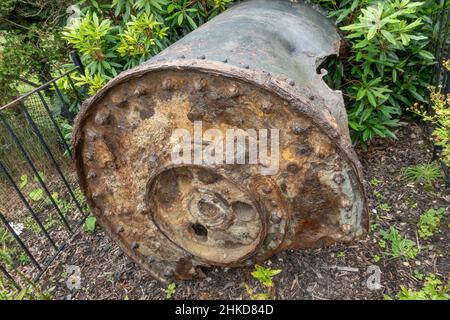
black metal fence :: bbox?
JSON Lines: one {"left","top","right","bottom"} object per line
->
{"left": 0, "top": 57, "right": 90, "bottom": 288}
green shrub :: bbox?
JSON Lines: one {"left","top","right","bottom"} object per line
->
{"left": 62, "top": 0, "right": 442, "bottom": 147}
{"left": 312, "top": 0, "right": 440, "bottom": 147}
{"left": 62, "top": 0, "right": 233, "bottom": 85}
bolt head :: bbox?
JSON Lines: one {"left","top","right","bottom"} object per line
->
{"left": 131, "top": 242, "right": 139, "bottom": 250}
{"left": 292, "top": 124, "right": 303, "bottom": 135}
{"left": 162, "top": 79, "right": 173, "bottom": 90}
{"left": 87, "top": 171, "right": 96, "bottom": 180}
{"left": 270, "top": 212, "right": 282, "bottom": 224}
{"left": 261, "top": 186, "right": 272, "bottom": 194}
{"left": 287, "top": 162, "right": 299, "bottom": 173}
{"left": 261, "top": 101, "right": 272, "bottom": 113}
{"left": 333, "top": 174, "right": 345, "bottom": 185}
{"left": 194, "top": 79, "right": 207, "bottom": 91}
{"left": 134, "top": 87, "right": 147, "bottom": 97}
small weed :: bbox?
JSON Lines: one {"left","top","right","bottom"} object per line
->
{"left": 245, "top": 264, "right": 281, "bottom": 300}
{"left": 412, "top": 270, "right": 424, "bottom": 281}
{"left": 84, "top": 215, "right": 96, "bottom": 233}
{"left": 378, "top": 203, "right": 392, "bottom": 212}
{"left": 337, "top": 252, "right": 345, "bottom": 258}
{"left": 379, "top": 227, "right": 419, "bottom": 260}
{"left": 385, "top": 274, "right": 449, "bottom": 300}
{"left": 26, "top": 172, "right": 46, "bottom": 202}
{"left": 418, "top": 208, "right": 446, "bottom": 240}
{"left": 0, "top": 225, "right": 17, "bottom": 267}
{"left": 400, "top": 163, "right": 443, "bottom": 189}
{"left": 373, "top": 255, "right": 381, "bottom": 263}
{"left": 369, "top": 178, "right": 382, "bottom": 187}
{"left": 373, "top": 190, "right": 383, "bottom": 200}
{"left": 0, "top": 272, "right": 54, "bottom": 300}
{"left": 165, "top": 282, "right": 176, "bottom": 299}
{"left": 103, "top": 272, "right": 113, "bottom": 284}
{"left": 369, "top": 222, "right": 380, "bottom": 233}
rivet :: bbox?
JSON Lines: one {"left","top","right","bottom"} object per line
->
{"left": 198, "top": 55, "right": 206, "bottom": 60}
{"left": 194, "top": 79, "right": 207, "bottom": 91}
{"left": 288, "top": 79, "right": 295, "bottom": 86}
{"left": 180, "top": 55, "right": 186, "bottom": 59}
{"left": 261, "top": 186, "right": 272, "bottom": 194}
{"left": 162, "top": 79, "right": 172, "bottom": 90}
{"left": 287, "top": 162, "right": 299, "bottom": 173}
{"left": 94, "top": 112, "right": 110, "bottom": 126}
{"left": 292, "top": 124, "right": 303, "bottom": 135}
{"left": 222, "top": 58, "right": 228, "bottom": 63}
{"left": 261, "top": 101, "right": 272, "bottom": 113}
{"left": 333, "top": 174, "right": 345, "bottom": 185}
{"left": 244, "top": 64, "right": 250, "bottom": 69}
{"left": 297, "top": 144, "right": 312, "bottom": 156}
{"left": 131, "top": 242, "right": 139, "bottom": 250}
{"left": 87, "top": 171, "right": 96, "bottom": 180}
{"left": 270, "top": 212, "right": 281, "bottom": 224}
{"left": 134, "top": 87, "right": 147, "bottom": 97}
{"left": 228, "top": 85, "right": 239, "bottom": 97}
{"left": 85, "top": 152, "right": 94, "bottom": 161}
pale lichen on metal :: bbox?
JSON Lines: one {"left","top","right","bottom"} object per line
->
{"left": 72, "top": 0, "right": 368, "bottom": 283}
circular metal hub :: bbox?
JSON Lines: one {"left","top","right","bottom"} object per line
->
{"left": 149, "top": 167, "right": 265, "bottom": 264}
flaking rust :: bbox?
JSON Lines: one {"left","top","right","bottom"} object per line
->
{"left": 72, "top": 0, "right": 368, "bottom": 284}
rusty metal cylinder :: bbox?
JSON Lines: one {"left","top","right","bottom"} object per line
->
{"left": 73, "top": 0, "right": 368, "bottom": 283}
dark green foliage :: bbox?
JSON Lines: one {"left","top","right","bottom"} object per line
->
{"left": 311, "top": 0, "right": 442, "bottom": 147}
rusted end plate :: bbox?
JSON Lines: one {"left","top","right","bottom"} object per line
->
{"left": 72, "top": 60, "right": 368, "bottom": 283}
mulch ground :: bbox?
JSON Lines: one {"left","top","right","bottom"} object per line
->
{"left": 39, "top": 122, "right": 449, "bottom": 300}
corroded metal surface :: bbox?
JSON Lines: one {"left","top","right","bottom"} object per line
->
{"left": 72, "top": 0, "right": 368, "bottom": 283}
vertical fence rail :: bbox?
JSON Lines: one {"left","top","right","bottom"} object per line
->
{"left": 0, "top": 57, "right": 90, "bottom": 289}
